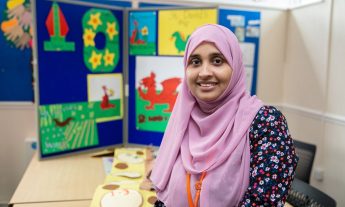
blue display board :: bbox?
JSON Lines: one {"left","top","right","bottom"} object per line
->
{"left": 0, "top": 0, "right": 33, "bottom": 102}
{"left": 127, "top": 10, "right": 162, "bottom": 146}
{"left": 35, "top": 0, "right": 124, "bottom": 157}
{"left": 127, "top": 8, "right": 219, "bottom": 146}
{"left": 127, "top": 8, "right": 261, "bottom": 147}
{"left": 219, "top": 9, "right": 261, "bottom": 95}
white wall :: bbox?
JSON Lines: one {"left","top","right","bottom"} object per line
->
{"left": 0, "top": 105, "right": 36, "bottom": 203}
{"left": 257, "top": 9, "right": 287, "bottom": 103}
{"left": 321, "top": 0, "right": 345, "bottom": 204}
{"left": 281, "top": 0, "right": 345, "bottom": 206}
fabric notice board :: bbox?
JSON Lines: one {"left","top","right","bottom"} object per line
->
{"left": 35, "top": 0, "right": 124, "bottom": 158}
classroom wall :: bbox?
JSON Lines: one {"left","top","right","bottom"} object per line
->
{"left": 280, "top": 0, "right": 345, "bottom": 205}
{"left": 0, "top": 105, "right": 36, "bottom": 203}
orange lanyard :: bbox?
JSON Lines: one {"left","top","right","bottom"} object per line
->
{"left": 186, "top": 171, "right": 207, "bottom": 207}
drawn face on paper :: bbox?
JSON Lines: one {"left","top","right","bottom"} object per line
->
{"left": 186, "top": 42, "right": 232, "bottom": 102}
{"left": 101, "top": 189, "right": 142, "bottom": 207}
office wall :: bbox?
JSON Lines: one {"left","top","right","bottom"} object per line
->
{"left": 0, "top": 105, "right": 36, "bottom": 203}
{"left": 281, "top": 0, "right": 345, "bottom": 205}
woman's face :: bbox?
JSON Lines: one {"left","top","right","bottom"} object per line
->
{"left": 186, "top": 42, "right": 233, "bottom": 102}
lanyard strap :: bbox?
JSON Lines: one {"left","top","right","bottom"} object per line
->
{"left": 186, "top": 171, "right": 207, "bottom": 207}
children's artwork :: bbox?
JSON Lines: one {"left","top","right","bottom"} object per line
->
{"left": 158, "top": 8, "right": 217, "bottom": 56}
{"left": 87, "top": 74, "right": 123, "bottom": 122}
{"left": 129, "top": 11, "right": 156, "bottom": 55}
{"left": 82, "top": 8, "right": 120, "bottom": 72}
{"left": 36, "top": 0, "right": 124, "bottom": 157}
{"left": 90, "top": 147, "right": 157, "bottom": 207}
{"left": 135, "top": 56, "right": 184, "bottom": 132}
{"left": 1, "top": 0, "right": 32, "bottom": 50}
{"left": 44, "top": 2, "right": 75, "bottom": 51}
{"left": 101, "top": 189, "right": 143, "bottom": 207}
{"left": 39, "top": 102, "right": 99, "bottom": 155}
{"left": 0, "top": 0, "right": 33, "bottom": 101}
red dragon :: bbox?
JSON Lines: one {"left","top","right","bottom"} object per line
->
{"left": 138, "top": 72, "right": 181, "bottom": 112}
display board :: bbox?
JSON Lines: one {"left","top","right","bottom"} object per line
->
{"left": 35, "top": 0, "right": 124, "bottom": 157}
{"left": 219, "top": 9, "right": 261, "bottom": 95}
{"left": 0, "top": 0, "right": 33, "bottom": 102}
{"left": 127, "top": 8, "right": 218, "bottom": 146}
{"left": 34, "top": 2, "right": 261, "bottom": 156}
{"left": 127, "top": 7, "right": 261, "bottom": 147}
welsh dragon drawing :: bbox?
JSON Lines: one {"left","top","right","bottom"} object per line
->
{"left": 138, "top": 72, "right": 181, "bottom": 112}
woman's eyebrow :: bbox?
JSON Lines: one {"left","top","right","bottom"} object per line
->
{"left": 189, "top": 54, "right": 200, "bottom": 60}
{"left": 210, "top": 52, "right": 225, "bottom": 58}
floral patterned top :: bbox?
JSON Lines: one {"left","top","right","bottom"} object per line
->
{"left": 154, "top": 106, "right": 298, "bottom": 207}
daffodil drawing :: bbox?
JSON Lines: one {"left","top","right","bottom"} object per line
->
{"left": 88, "top": 12, "right": 102, "bottom": 30}
{"left": 83, "top": 28, "right": 96, "bottom": 47}
{"left": 106, "top": 22, "right": 118, "bottom": 40}
{"left": 103, "top": 49, "right": 115, "bottom": 66}
{"left": 89, "top": 51, "right": 102, "bottom": 70}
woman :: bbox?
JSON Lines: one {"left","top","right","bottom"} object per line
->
{"left": 150, "top": 24, "right": 298, "bottom": 207}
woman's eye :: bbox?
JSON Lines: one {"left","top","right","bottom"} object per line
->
{"left": 213, "top": 57, "right": 223, "bottom": 65}
{"left": 190, "top": 59, "right": 201, "bottom": 66}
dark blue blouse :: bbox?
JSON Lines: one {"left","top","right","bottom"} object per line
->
{"left": 154, "top": 106, "right": 298, "bottom": 207}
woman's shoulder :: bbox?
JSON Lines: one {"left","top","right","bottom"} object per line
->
{"left": 249, "top": 105, "right": 291, "bottom": 146}
{"left": 251, "top": 105, "right": 286, "bottom": 127}
{"left": 254, "top": 105, "right": 283, "bottom": 120}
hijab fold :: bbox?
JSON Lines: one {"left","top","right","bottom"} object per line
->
{"left": 151, "top": 24, "right": 263, "bottom": 207}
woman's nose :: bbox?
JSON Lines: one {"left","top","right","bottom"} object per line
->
{"left": 198, "top": 63, "right": 212, "bottom": 77}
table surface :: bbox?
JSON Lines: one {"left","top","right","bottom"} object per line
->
{"left": 10, "top": 152, "right": 106, "bottom": 205}
{"left": 13, "top": 200, "right": 91, "bottom": 207}
{"left": 10, "top": 151, "right": 296, "bottom": 207}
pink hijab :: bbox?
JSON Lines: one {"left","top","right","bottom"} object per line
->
{"left": 150, "top": 24, "right": 263, "bottom": 207}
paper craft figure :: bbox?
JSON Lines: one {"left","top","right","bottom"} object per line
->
{"left": 44, "top": 2, "right": 75, "bottom": 51}
{"left": 118, "top": 153, "right": 144, "bottom": 164}
{"left": 138, "top": 72, "right": 181, "bottom": 112}
{"left": 90, "top": 147, "right": 157, "bottom": 207}
{"left": 112, "top": 172, "right": 142, "bottom": 179}
{"left": 130, "top": 20, "right": 145, "bottom": 45}
{"left": 53, "top": 117, "right": 74, "bottom": 127}
{"left": 1, "top": 0, "right": 33, "bottom": 50}
{"left": 171, "top": 31, "right": 190, "bottom": 54}
{"left": 100, "top": 85, "right": 115, "bottom": 110}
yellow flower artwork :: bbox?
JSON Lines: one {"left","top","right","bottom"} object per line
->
{"left": 103, "top": 49, "right": 115, "bottom": 66}
{"left": 83, "top": 28, "right": 96, "bottom": 47}
{"left": 89, "top": 51, "right": 102, "bottom": 69}
{"left": 88, "top": 12, "right": 102, "bottom": 30}
{"left": 106, "top": 22, "right": 118, "bottom": 40}
{"left": 141, "top": 26, "right": 148, "bottom": 36}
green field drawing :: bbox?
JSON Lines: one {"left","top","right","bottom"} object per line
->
{"left": 129, "top": 42, "right": 156, "bottom": 55}
{"left": 39, "top": 100, "right": 122, "bottom": 155}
